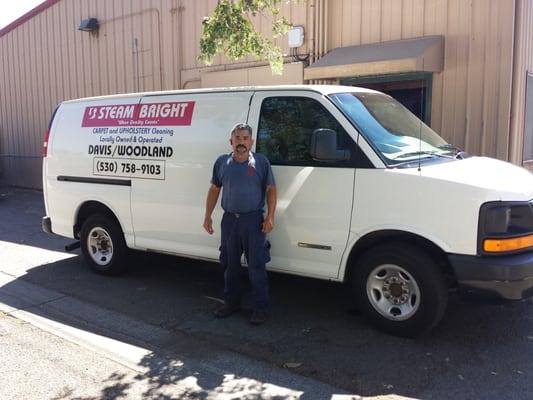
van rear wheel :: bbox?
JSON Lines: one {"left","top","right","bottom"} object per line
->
{"left": 353, "top": 243, "right": 448, "bottom": 337}
{"left": 80, "top": 214, "right": 127, "bottom": 275}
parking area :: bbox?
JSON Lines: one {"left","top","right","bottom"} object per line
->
{"left": 1, "top": 187, "right": 532, "bottom": 399}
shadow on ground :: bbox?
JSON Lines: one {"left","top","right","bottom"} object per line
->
{"left": 1, "top": 187, "right": 532, "bottom": 399}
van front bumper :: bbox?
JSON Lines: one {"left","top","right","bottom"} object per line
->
{"left": 448, "top": 252, "right": 533, "bottom": 300}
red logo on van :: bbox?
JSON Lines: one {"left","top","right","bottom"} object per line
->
{"left": 81, "top": 101, "right": 195, "bottom": 127}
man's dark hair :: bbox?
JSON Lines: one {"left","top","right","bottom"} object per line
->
{"left": 231, "top": 123, "right": 253, "bottom": 137}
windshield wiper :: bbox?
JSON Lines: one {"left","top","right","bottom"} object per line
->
{"left": 437, "top": 144, "right": 469, "bottom": 159}
{"left": 392, "top": 150, "right": 453, "bottom": 160}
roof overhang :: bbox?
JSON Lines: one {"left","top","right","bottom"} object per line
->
{"left": 304, "top": 35, "right": 444, "bottom": 81}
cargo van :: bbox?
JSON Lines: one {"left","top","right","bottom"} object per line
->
{"left": 42, "top": 85, "right": 533, "bottom": 336}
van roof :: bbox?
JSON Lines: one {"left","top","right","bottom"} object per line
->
{"left": 61, "top": 84, "right": 379, "bottom": 104}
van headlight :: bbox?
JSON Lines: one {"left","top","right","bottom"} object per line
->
{"left": 478, "top": 201, "right": 533, "bottom": 254}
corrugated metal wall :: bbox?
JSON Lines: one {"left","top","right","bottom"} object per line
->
{"left": 0, "top": 0, "right": 308, "bottom": 188}
{"left": 327, "top": 0, "right": 516, "bottom": 161}
{"left": 0, "top": 0, "right": 527, "bottom": 189}
{"left": 0, "top": 0, "right": 179, "bottom": 188}
{"left": 510, "top": 0, "right": 533, "bottom": 171}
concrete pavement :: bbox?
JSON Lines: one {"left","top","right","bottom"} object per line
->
{"left": 0, "top": 269, "right": 351, "bottom": 399}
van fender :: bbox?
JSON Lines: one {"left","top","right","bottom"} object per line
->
{"left": 338, "top": 225, "right": 452, "bottom": 281}
{"left": 73, "top": 196, "right": 135, "bottom": 248}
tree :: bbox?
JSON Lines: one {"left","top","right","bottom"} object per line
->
{"left": 199, "top": 0, "right": 298, "bottom": 75}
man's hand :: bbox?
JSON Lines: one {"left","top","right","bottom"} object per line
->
{"left": 203, "top": 184, "right": 221, "bottom": 235}
{"left": 262, "top": 216, "right": 274, "bottom": 233}
{"left": 263, "top": 185, "right": 276, "bottom": 234}
{"left": 203, "top": 216, "right": 214, "bottom": 234}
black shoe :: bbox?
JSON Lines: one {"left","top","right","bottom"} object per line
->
{"left": 213, "top": 304, "right": 240, "bottom": 318}
{"left": 250, "top": 309, "right": 269, "bottom": 325}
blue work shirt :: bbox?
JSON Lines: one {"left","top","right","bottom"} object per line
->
{"left": 211, "top": 152, "right": 275, "bottom": 214}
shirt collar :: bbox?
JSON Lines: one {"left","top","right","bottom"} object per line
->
{"left": 228, "top": 152, "right": 256, "bottom": 168}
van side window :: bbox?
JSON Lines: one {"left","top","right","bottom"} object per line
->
{"left": 256, "top": 96, "right": 366, "bottom": 167}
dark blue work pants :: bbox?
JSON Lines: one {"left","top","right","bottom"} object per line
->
{"left": 220, "top": 210, "right": 270, "bottom": 310}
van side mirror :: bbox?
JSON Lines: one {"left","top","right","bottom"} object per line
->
{"left": 310, "top": 129, "right": 351, "bottom": 161}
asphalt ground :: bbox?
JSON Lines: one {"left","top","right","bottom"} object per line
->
{"left": 1, "top": 187, "right": 532, "bottom": 399}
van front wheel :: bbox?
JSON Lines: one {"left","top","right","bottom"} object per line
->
{"left": 80, "top": 214, "right": 127, "bottom": 275}
{"left": 353, "top": 243, "right": 448, "bottom": 337}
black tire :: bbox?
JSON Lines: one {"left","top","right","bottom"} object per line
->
{"left": 80, "top": 214, "right": 128, "bottom": 275}
{"left": 352, "top": 243, "right": 448, "bottom": 337}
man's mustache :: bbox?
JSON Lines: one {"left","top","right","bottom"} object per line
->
{"left": 236, "top": 144, "right": 247, "bottom": 150}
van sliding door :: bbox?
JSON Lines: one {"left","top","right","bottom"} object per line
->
{"left": 130, "top": 91, "right": 253, "bottom": 258}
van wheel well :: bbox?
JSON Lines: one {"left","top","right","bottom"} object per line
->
{"left": 344, "top": 231, "right": 457, "bottom": 289}
{"left": 74, "top": 201, "right": 122, "bottom": 239}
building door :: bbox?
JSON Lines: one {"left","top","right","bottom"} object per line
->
{"left": 130, "top": 92, "right": 253, "bottom": 260}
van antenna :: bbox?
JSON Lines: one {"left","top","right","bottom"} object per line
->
{"left": 418, "top": 86, "right": 423, "bottom": 172}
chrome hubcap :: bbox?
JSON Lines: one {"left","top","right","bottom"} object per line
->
{"left": 366, "top": 264, "right": 421, "bottom": 321}
{"left": 87, "top": 227, "right": 113, "bottom": 266}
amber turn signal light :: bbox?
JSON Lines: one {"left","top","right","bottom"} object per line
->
{"left": 483, "top": 234, "right": 533, "bottom": 253}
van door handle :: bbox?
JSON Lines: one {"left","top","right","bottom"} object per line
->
{"left": 298, "top": 242, "right": 332, "bottom": 251}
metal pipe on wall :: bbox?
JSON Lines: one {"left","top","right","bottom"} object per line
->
{"left": 322, "top": 0, "right": 329, "bottom": 55}
{"left": 307, "top": 0, "right": 316, "bottom": 65}
{"left": 317, "top": 0, "right": 322, "bottom": 59}
{"left": 310, "top": 0, "right": 327, "bottom": 84}
{"left": 178, "top": 0, "right": 184, "bottom": 89}
{"left": 308, "top": 0, "right": 321, "bottom": 84}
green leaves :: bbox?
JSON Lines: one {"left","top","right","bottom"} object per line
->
{"left": 199, "top": 0, "right": 296, "bottom": 75}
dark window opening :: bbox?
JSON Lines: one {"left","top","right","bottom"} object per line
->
{"left": 341, "top": 73, "right": 432, "bottom": 125}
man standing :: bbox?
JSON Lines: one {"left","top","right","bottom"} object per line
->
{"left": 203, "top": 123, "right": 277, "bottom": 325}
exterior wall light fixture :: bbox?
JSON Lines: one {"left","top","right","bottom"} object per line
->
{"left": 79, "top": 18, "right": 99, "bottom": 33}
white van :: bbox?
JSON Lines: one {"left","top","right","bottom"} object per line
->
{"left": 42, "top": 85, "right": 533, "bottom": 336}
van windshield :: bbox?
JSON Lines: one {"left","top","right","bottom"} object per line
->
{"left": 329, "top": 92, "right": 455, "bottom": 165}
